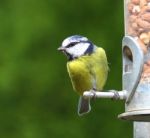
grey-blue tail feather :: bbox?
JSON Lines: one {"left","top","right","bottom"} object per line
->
{"left": 78, "top": 96, "right": 91, "bottom": 116}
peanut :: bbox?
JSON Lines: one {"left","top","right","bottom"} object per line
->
{"left": 137, "top": 38, "right": 148, "bottom": 54}
{"left": 138, "top": 28, "right": 147, "bottom": 33}
{"left": 140, "top": 0, "right": 147, "bottom": 7}
{"left": 141, "top": 6, "right": 150, "bottom": 14}
{"left": 148, "top": 31, "right": 150, "bottom": 38}
{"left": 143, "top": 63, "right": 149, "bottom": 71}
{"left": 127, "top": 26, "right": 138, "bottom": 36}
{"left": 146, "top": 60, "right": 150, "bottom": 65}
{"left": 132, "top": 0, "right": 140, "bottom": 5}
{"left": 128, "top": 3, "right": 134, "bottom": 13}
{"left": 144, "top": 68, "right": 150, "bottom": 73}
{"left": 136, "top": 18, "right": 150, "bottom": 29}
{"left": 129, "top": 15, "right": 137, "bottom": 22}
{"left": 131, "top": 22, "right": 138, "bottom": 30}
{"left": 141, "top": 13, "right": 150, "bottom": 22}
{"left": 140, "top": 32, "right": 150, "bottom": 44}
{"left": 132, "top": 5, "right": 141, "bottom": 13}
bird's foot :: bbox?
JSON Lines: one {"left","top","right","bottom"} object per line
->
{"left": 90, "top": 88, "right": 98, "bottom": 100}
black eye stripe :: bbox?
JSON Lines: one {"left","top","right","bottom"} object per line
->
{"left": 66, "top": 40, "right": 92, "bottom": 48}
{"left": 66, "top": 42, "right": 79, "bottom": 48}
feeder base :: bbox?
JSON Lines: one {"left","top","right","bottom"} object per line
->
{"left": 118, "top": 110, "right": 150, "bottom": 121}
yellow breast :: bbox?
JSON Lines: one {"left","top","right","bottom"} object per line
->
{"left": 67, "top": 47, "right": 108, "bottom": 95}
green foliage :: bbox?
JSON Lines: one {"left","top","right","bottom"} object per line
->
{"left": 0, "top": 0, "right": 132, "bottom": 138}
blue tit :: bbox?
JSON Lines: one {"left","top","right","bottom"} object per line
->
{"left": 58, "top": 35, "right": 108, "bottom": 116}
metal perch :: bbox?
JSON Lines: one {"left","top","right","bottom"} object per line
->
{"left": 83, "top": 90, "right": 127, "bottom": 100}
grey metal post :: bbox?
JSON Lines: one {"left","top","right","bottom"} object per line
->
{"left": 133, "top": 84, "right": 150, "bottom": 138}
{"left": 134, "top": 122, "right": 150, "bottom": 138}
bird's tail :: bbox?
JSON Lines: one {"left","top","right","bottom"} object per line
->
{"left": 78, "top": 96, "right": 91, "bottom": 116}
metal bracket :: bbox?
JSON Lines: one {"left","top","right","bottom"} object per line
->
{"left": 122, "top": 36, "right": 144, "bottom": 103}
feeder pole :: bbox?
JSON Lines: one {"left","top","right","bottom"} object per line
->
{"left": 134, "top": 122, "right": 150, "bottom": 138}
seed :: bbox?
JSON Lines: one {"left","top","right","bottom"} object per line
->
{"left": 129, "top": 15, "right": 137, "bottom": 22}
{"left": 140, "top": 0, "right": 147, "bottom": 7}
{"left": 137, "top": 38, "right": 148, "bottom": 54}
{"left": 127, "top": 26, "right": 138, "bottom": 36}
{"left": 132, "top": 5, "right": 141, "bottom": 13}
{"left": 128, "top": 3, "right": 134, "bottom": 13}
{"left": 137, "top": 18, "right": 150, "bottom": 29}
{"left": 140, "top": 32, "right": 150, "bottom": 44}
{"left": 131, "top": 0, "right": 140, "bottom": 5}
{"left": 141, "top": 13, "right": 150, "bottom": 22}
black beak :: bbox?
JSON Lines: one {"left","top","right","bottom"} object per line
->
{"left": 57, "top": 47, "right": 66, "bottom": 51}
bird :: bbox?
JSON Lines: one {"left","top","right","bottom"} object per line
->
{"left": 58, "top": 35, "right": 108, "bottom": 116}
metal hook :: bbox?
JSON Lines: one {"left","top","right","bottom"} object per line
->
{"left": 122, "top": 36, "right": 144, "bottom": 103}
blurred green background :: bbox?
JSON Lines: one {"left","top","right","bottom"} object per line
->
{"left": 0, "top": 0, "right": 132, "bottom": 138}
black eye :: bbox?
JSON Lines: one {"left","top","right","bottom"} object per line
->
{"left": 66, "top": 42, "right": 78, "bottom": 48}
{"left": 70, "top": 43, "right": 75, "bottom": 46}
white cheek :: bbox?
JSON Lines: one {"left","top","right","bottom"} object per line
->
{"left": 67, "top": 43, "right": 89, "bottom": 57}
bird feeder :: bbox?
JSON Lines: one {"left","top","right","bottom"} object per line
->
{"left": 118, "top": 0, "right": 150, "bottom": 122}
{"left": 120, "top": 1, "right": 150, "bottom": 137}
{"left": 84, "top": 0, "right": 150, "bottom": 137}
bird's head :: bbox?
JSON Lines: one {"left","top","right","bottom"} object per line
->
{"left": 58, "top": 35, "right": 94, "bottom": 60}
